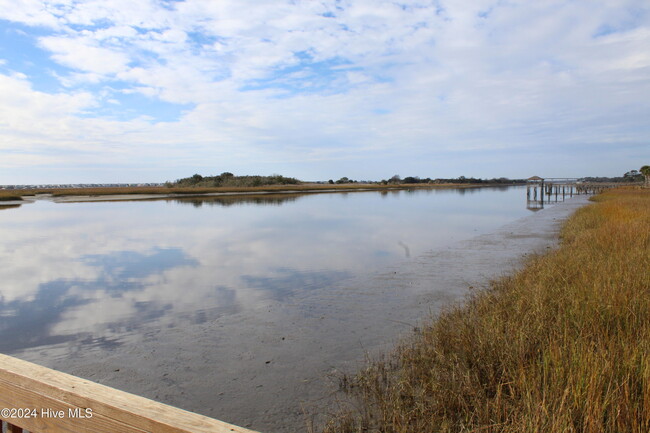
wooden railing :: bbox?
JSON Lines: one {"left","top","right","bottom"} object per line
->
{"left": 0, "top": 353, "right": 259, "bottom": 433}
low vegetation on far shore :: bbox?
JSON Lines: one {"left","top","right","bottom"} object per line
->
{"left": 0, "top": 194, "right": 22, "bottom": 201}
{"left": 323, "top": 187, "right": 650, "bottom": 433}
{"left": 169, "top": 172, "right": 526, "bottom": 188}
{"left": 0, "top": 181, "right": 513, "bottom": 201}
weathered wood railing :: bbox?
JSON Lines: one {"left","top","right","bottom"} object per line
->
{"left": 0, "top": 353, "right": 258, "bottom": 433}
{"left": 526, "top": 180, "right": 642, "bottom": 202}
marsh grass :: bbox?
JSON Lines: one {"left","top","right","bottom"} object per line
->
{"left": 0, "top": 194, "right": 23, "bottom": 201}
{"left": 323, "top": 188, "right": 650, "bottom": 433}
{"left": 0, "top": 182, "right": 487, "bottom": 200}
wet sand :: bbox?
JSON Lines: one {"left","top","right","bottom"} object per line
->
{"left": 13, "top": 195, "right": 590, "bottom": 433}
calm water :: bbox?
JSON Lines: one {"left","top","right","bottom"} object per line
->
{"left": 3, "top": 186, "right": 571, "bottom": 431}
{"left": 0, "top": 186, "right": 533, "bottom": 355}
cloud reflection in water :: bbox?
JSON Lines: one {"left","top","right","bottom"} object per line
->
{"left": 0, "top": 187, "right": 529, "bottom": 354}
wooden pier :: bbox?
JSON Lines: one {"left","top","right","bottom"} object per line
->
{"left": 0, "top": 354, "right": 258, "bottom": 433}
{"left": 526, "top": 177, "right": 626, "bottom": 210}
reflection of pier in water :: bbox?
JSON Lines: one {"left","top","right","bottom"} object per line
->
{"left": 526, "top": 176, "right": 621, "bottom": 211}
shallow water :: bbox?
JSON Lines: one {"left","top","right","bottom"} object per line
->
{"left": 0, "top": 186, "right": 531, "bottom": 354}
{"left": 0, "top": 186, "right": 574, "bottom": 431}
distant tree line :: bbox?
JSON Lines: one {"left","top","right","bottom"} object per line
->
{"left": 580, "top": 168, "right": 646, "bottom": 183}
{"left": 169, "top": 172, "right": 300, "bottom": 188}
{"left": 329, "top": 175, "right": 524, "bottom": 185}
{"left": 170, "top": 172, "right": 529, "bottom": 188}
{"left": 419, "top": 176, "right": 525, "bottom": 185}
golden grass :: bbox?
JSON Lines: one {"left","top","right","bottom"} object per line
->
{"left": 0, "top": 194, "right": 23, "bottom": 201}
{"left": 0, "top": 182, "right": 492, "bottom": 199}
{"left": 323, "top": 187, "right": 650, "bottom": 433}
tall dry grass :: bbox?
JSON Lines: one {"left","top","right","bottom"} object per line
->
{"left": 323, "top": 188, "right": 650, "bottom": 433}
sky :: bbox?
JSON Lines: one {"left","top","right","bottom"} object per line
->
{"left": 0, "top": 0, "right": 649, "bottom": 184}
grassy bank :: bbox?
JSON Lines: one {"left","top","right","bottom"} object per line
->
{"left": 323, "top": 188, "right": 650, "bottom": 433}
{"left": 0, "top": 195, "right": 23, "bottom": 201}
{"left": 0, "top": 182, "right": 512, "bottom": 200}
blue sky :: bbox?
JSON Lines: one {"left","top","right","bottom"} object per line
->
{"left": 0, "top": 0, "right": 648, "bottom": 184}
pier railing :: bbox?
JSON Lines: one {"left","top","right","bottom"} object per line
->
{"left": 526, "top": 179, "right": 623, "bottom": 200}
{"left": 525, "top": 177, "right": 643, "bottom": 211}
{"left": 0, "top": 353, "right": 258, "bottom": 433}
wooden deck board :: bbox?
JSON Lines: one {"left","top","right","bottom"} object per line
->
{"left": 0, "top": 354, "right": 259, "bottom": 433}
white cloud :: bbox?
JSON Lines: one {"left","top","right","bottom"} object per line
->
{"left": 0, "top": 0, "right": 648, "bottom": 180}
{"left": 0, "top": 0, "right": 63, "bottom": 29}
{"left": 38, "top": 35, "right": 131, "bottom": 75}
{"left": 0, "top": 72, "right": 94, "bottom": 130}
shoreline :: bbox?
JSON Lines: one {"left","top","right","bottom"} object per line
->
{"left": 0, "top": 182, "right": 522, "bottom": 206}
{"left": 10, "top": 194, "right": 590, "bottom": 433}
{"left": 323, "top": 187, "right": 649, "bottom": 432}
